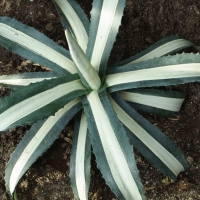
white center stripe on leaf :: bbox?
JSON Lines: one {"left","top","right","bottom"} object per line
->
{"left": 54, "top": 0, "right": 88, "bottom": 52}
{"left": 119, "top": 91, "right": 184, "bottom": 112}
{"left": 0, "top": 23, "right": 76, "bottom": 74}
{"left": 106, "top": 63, "right": 200, "bottom": 87}
{"left": 87, "top": 90, "right": 142, "bottom": 200}
{"left": 90, "top": 0, "right": 118, "bottom": 72}
{"left": 9, "top": 99, "right": 80, "bottom": 194}
{"left": 109, "top": 96, "right": 184, "bottom": 176}
{"left": 0, "top": 77, "right": 57, "bottom": 86}
{"left": 130, "top": 39, "right": 193, "bottom": 64}
{"left": 76, "top": 112, "right": 88, "bottom": 200}
{"left": 0, "top": 80, "right": 84, "bottom": 131}
{"left": 65, "top": 30, "right": 101, "bottom": 90}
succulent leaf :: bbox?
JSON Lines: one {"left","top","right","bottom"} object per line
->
{"left": 0, "top": 75, "right": 87, "bottom": 131}
{"left": 107, "top": 53, "right": 200, "bottom": 92}
{"left": 109, "top": 93, "right": 189, "bottom": 179}
{"left": 5, "top": 99, "right": 82, "bottom": 196}
{"left": 53, "top": 0, "right": 89, "bottom": 52}
{"left": 0, "top": 72, "right": 57, "bottom": 88}
{"left": 87, "top": 0, "right": 125, "bottom": 80}
{"left": 82, "top": 90, "right": 145, "bottom": 200}
{"left": 0, "top": 17, "right": 76, "bottom": 75}
{"left": 119, "top": 89, "right": 185, "bottom": 117}
{"left": 0, "top": 0, "right": 199, "bottom": 199}
{"left": 70, "top": 112, "right": 91, "bottom": 200}
{"left": 65, "top": 29, "right": 101, "bottom": 90}
{"left": 114, "top": 35, "right": 197, "bottom": 66}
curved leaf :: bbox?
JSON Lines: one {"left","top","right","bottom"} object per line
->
{"left": 70, "top": 112, "right": 91, "bottom": 200}
{"left": 119, "top": 89, "right": 185, "bottom": 117}
{"left": 0, "top": 72, "right": 57, "bottom": 88}
{"left": 53, "top": 0, "right": 89, "bottom": 52}
{"left": 0, "top": 17, "right": 76, "bottom": 75}
{"left": 109, "top": 93, "right": 189, "bottom": 180}
{"left": 65, "top": 29, "right": 101, "bottom": 90}
{"left": 82, "top": 90, "right": 145, "bottom": 200}
{"left": 5, "top": 98, "right": 82, "bottom": 197}
{"left": 106, "top": 53, "right": 200, "bottom": 92}
{"left": 113, "top": 35, "right": 196, "bottom": 66}
{"left": 86, "top": 0, "right": 125, "bottom": 80}
{"left": 0, "top": 75, "right": 87, "bottom": 131}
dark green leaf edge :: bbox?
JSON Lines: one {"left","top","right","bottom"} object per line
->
{"left": 74, "top": 66, "right": 92, "bottom": 90}
{"left": 127, "top": 102, "right": 179, "bottom": 117}
{"left": 0, "top": 35, "right": 69, "bottom": 76}
{"left": 81, "top": 91, "right": 145, "bottom": 200}
{"left": 99, "top": 91, "right": 144, "bottom": 199}
{"left": 111, "top": 92, "right": 189, "bottom": 180}
{"left": 87, "top": 0, "right": 126, "bottom": 80}
{"left": 108, "top": 77, "right": 200, "bottom": 93}
{"left": 81, "top": 94, "right": 123, "bottom": 200}
{"left": 0, "top": 74, "right": 79, "bottom": 113}
{"left": 98, "top": 0, "right": 126, "bottom": 80}
{"left": 53, "top": 0, "right": 89, "bottom": 36}
{"left": 0, "top": 75, "right": 88, "bottom": 131}
{"left": 126, "top": 88, "right": 185, "bottom": 98}
{"left": 123, "top": 88, "right": 185, "bottom": 117}
{"left": 107, "top": 53, "right": 200, "bottom": 92}
{"left": 8, "top": 90, "right": 86, "bottom": 131}
{"left": 0, "top": 72, "right": 58, "bottom": 89}
{"left": 86, "top": 0, "right": 103, "bottom": 60}
{"left": 70, "top": 112, "right": 91, "bottom": 200}
{"left": 5, "top": 101, "right": 82, "bottom": 197}
{"left": 112, "top": 35, "right": 195, "bottom": 67}
{"left": 81, "top": 95, "right": 120, "bottom": 196}
{"left": 0, "top": 17, "right": 71, "bottom": 76}
{"left": 108, "top": 53, "right": 200, "bottom": 74}
{"left": 65, "top": 30, "right": 93, "bottom": 90}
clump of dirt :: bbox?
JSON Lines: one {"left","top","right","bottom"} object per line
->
{"left": 0, "top": 0, "right": 200, "bottom": 199}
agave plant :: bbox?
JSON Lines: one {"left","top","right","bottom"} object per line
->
{"left": 0, "top": 0, "right": 200, "bottom": 199}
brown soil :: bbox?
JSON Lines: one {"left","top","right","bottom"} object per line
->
{"left": 0, "top": 0, "right": 200, "bottom": 199}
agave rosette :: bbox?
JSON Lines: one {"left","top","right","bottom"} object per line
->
{"left": 0, "top": 0, "right": 200, "bottom": 199}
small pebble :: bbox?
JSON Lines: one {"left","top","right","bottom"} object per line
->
{"left": 178, "top": 180, "right": 188, "bottom": 190}
{"left": 46, "top": 23, "right": 54, "bottom": 31}
{"left": 64, "top": 137, "right": 72, "bottom": 144}
{"left": 186, "top": 156, "right": 194, "bottom": 164}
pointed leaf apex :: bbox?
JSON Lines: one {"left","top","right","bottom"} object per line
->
{"left": 65, "top": 29, "right": 101, "bottom": 90}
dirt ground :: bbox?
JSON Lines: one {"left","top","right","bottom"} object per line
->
{"left": 0, "top": 0, "right": 200, "bottom": 199}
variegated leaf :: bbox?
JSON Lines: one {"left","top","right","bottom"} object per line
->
{"left": 53, "top": 0, "right": 89, "bottom": 52}
{"left": 86, "top": 0, "right": 125, "bottom": 79}
{"left": 114, "top": 35, "right": 196, "bottom": 66}
{"left": 106, "top": 53, "right": 200, "bottom": 92}
{"left": 0, "top": 72, "right": 57, "bottom": 88}
{"left": 65, "top": 30, "right": 101, "bottom": 90}
{"left": 82, "top": 90, "right": 145, "bottom": 200}
{"left": 5, "top": 98, "right": 82, "bottom": 197}
{"left": 0, "top": 17, "right": 76, "bottom": 75}
{"left": 0, "top": 74, "right": 87, "bottom": 131}
{"left": 70, "top": 112, "right": 91, "bottom": 200}
{"left": 119, "top": 89, "right": 185, "bottom": 117}
{"left": 109, "top": 93, "right": 189, "bottom": 180}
